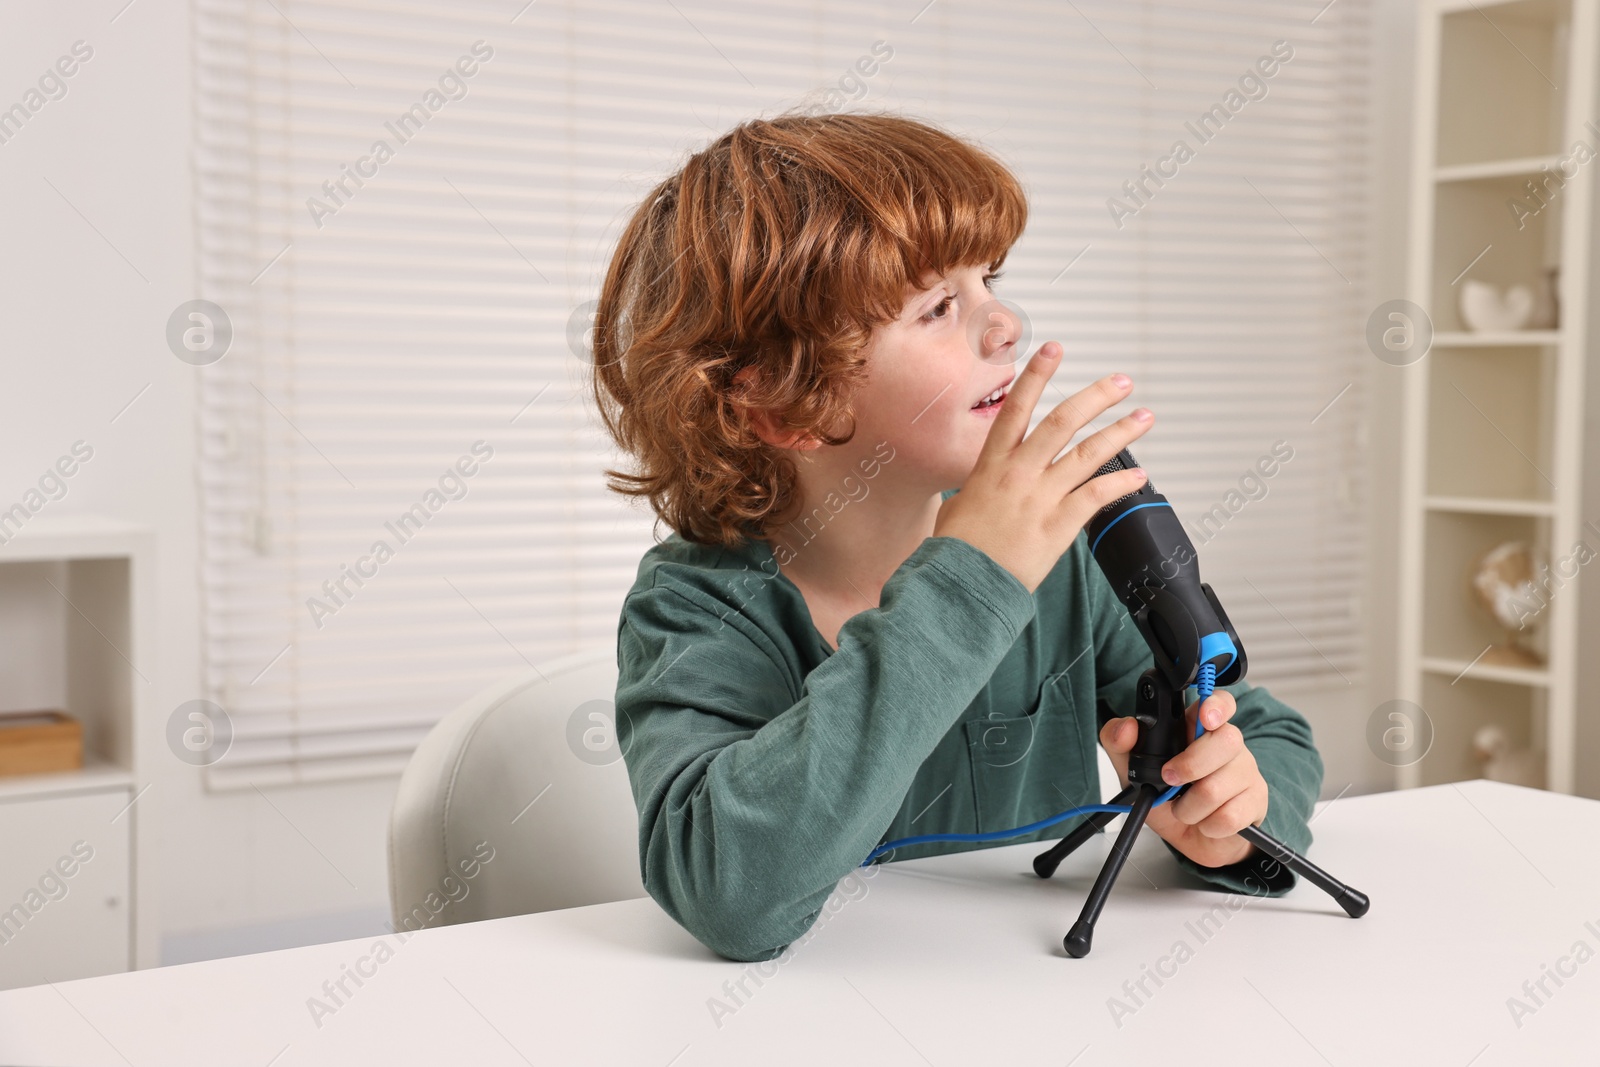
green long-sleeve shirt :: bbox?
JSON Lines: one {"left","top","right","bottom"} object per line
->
{"left": 614, "top": 491, "right": 1324, "bottom": 962}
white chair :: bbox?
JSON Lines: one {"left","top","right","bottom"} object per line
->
{"left": 1096, "top": 745, "right": 1125, "bottom": 833}
{"left": 387, "top": 647, "right": 646, "bottom": 932}
{"left": 1095, "top": 746, "right": 1121, "bottom": 801}
{"left": 387, "top": 645, "right": 1126, "bottom": 932}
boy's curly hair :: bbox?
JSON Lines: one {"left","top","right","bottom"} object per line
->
{"left": 589, "top": 109, "right": 1028, "bottom": 547}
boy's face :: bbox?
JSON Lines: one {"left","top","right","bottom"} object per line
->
{"left": 847, "top": 262, "right": 1020, "bottom": 489}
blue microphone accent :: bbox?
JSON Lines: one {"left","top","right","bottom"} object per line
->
{"left": 1198, "top": 630, "right": 1237, "bottom": 679}
{"left": 1089, "top": 501, "right": 1172, "bottom": 556}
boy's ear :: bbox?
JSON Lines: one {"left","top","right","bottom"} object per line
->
{"left": 733, "top": 366, "right": 823, "bottom": 452}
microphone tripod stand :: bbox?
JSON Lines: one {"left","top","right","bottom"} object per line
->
{"left": 1031, "top": 665, "right": 1370, "bottom": 959}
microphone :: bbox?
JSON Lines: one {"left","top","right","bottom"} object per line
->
{"left": 1061, "top": 449, "right": 1372, "bottom": 927}
{"left": 1083, "top": 448, "right": 1246, "bottom": 695}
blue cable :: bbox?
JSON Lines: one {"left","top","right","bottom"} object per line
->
{"left": 860, "top": 661, "right": 1219, "bottom": 866}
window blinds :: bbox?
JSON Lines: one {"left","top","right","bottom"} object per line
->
{"left": 194, "top": 0, "right": 1370, "bottom": 789}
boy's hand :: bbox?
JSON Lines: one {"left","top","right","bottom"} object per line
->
{"left": 1098, "top": 690, "right": 1268, "bottom": 869}
{"left": 932, "top": 341, "right": 1153, "bottom": 594}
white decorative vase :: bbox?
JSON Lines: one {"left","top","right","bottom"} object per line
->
{"left": 1459, "top": 279, "right": 1534, "bottom": 332}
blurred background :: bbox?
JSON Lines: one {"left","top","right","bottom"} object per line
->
{"left": 1, "top": 0, "right": 1595, "bottom": 987}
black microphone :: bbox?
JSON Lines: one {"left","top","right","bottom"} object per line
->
{"left": 1069, "top": 449, "right": 1371, "bottom": 923}
{"left": 1083, "top": 448, "right": 1246, "bottom": 694}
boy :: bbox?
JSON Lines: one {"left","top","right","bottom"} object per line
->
{"left": 590, "top": 111, "right": 1323, "bottom": 963}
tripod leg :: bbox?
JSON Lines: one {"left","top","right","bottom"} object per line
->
{"left": 1238, "top": 825, "right": 1369, "bottom": 918}
{"left": 1033, "top": 784, "right": 1139, "bottom": 879}
{"left": 1063, "top": 783, "right": 1159, "bottom": 958}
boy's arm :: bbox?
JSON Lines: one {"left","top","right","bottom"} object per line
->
{"left": 615, "top": 535, "right": 1036, "bottom": 962}
{"left": 1083, "top": 536, "right": 1324, "bottom": 896}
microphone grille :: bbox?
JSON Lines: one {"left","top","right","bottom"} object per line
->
{"left": 1093, "top": 448, "right": 1153, "bottom": 513}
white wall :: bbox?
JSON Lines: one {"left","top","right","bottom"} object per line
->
{"left": 1243, "top": 0, "right": 1424, "bottom": 807}
{"left": 1, "top": 2, "right": 397, "bottom": 960}
{"left": 0, "top": 0, "right": 1419, "bottom": 964}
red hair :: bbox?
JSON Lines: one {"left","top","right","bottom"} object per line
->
{"left": 589, "top": 109, "right": 1029, "bottom": 547}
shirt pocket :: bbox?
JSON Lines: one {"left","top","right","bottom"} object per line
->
{"left": 965, "top": 673, "right": 1098, "bottom": 836}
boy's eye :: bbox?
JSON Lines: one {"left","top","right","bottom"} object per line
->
{"left": 921, "top": 295, "right": 955, "bottom": 323}
{"left": 919, "top": 272, "right": 1002, "bottom": 324}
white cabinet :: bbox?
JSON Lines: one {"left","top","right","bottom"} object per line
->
{"left": 1398, "top": 0, "right": 1597, "bottom": 792}
{"left": 0, "top": 516, "right": 156, "bottom": 986}
{"left": 0, "top": 789, "right": 131, "bottom": 990}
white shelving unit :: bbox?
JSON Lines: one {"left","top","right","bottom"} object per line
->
{"left": 1399, "top": 0, "right": 1597, "bottom": 791}
{"left": 0, "top": 516, "right": 158, "bottom": 988}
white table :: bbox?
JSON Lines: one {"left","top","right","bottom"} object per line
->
{"left": 0, "top": 780, "right": 1593, "bottom": 1065}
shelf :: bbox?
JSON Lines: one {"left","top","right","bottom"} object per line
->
{"left": 1421, "top": 510, "right": 1553, "bottom": 668}
{"left": 1425, "top": 495, "right": 1555, "bottom": 516}
{"left": 0, "top": 759, "right": 134, "bottom": 803}
{"left": 0, "top": 514, "right": 151, "bottom": 564}
{"left": 1404, "top": 0, "right": 1589, "bottom": 797}
{"left": 1430, "top": 173, "right": 1563, "bottom": 333}
{"left": 1436, "top": 0, "right": 1569, "bottom": 18}
{"left": 1436, "top": 155, "right": 1564, "bottom": 182}
{"left": 1435, "top": 1, "right": 1569, "bottom": 168}
{"left": 1421, "top": 655, "right": 1551, "bottom": 687}
{"left": 0, "top": 512, "right": 157, "bottom": 972}
{"left": 1413, "top": 673, "right": 1544, "bottom": 787}
{"left": 1432, "top": 330, "right": 1561, "bottom": 346}
{"left": 1426, "top": 347, "right": 1555, "bottom": 501}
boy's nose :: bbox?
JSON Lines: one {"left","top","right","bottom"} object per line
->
{"left": 968, "top": 299, "right": 1023, "bottom": 364}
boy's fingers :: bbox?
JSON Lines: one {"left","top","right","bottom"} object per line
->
{"left": 1169, "top": 781, "right": 1224, "bottom": 828}
{"left": 1187, "top": 691, "right": 1236, "bottom": 734}
{"left": 1099, "top": 716, "right": 1136, "bottom": 753}
{"left": 1202, "top": 692, "right": 1236, "bottom": 730}
{"left": 1063, "top": 467, "right": 1150, "bottom": 533}
{"left": 983, "top": 341, "right": 1061, "bottom": 458}
{"left": 1161, "top": 722, "right": 1243, "bottom": 785}
{"left": 1197, "top": 789, "right": 1267, "bottom": 839}
{"left": 1168, "top": 760, "right": 1251, "bottom": 826}
{"left": 1047, "top": 405, "right": 1153, "bottom": 497}
{"left": 1020, "top": 370, "right": 1135, "bottom": 471}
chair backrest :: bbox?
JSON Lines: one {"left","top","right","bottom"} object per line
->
{"left": 387, "top": 647, "right": 646, "bottom": 932}
{"left": 387, "top": 644, "right": 1126, "bottom": 932}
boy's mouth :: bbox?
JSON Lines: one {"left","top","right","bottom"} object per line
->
{"left": 971, "top": 376, "right": 1014, "bottom": 410}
